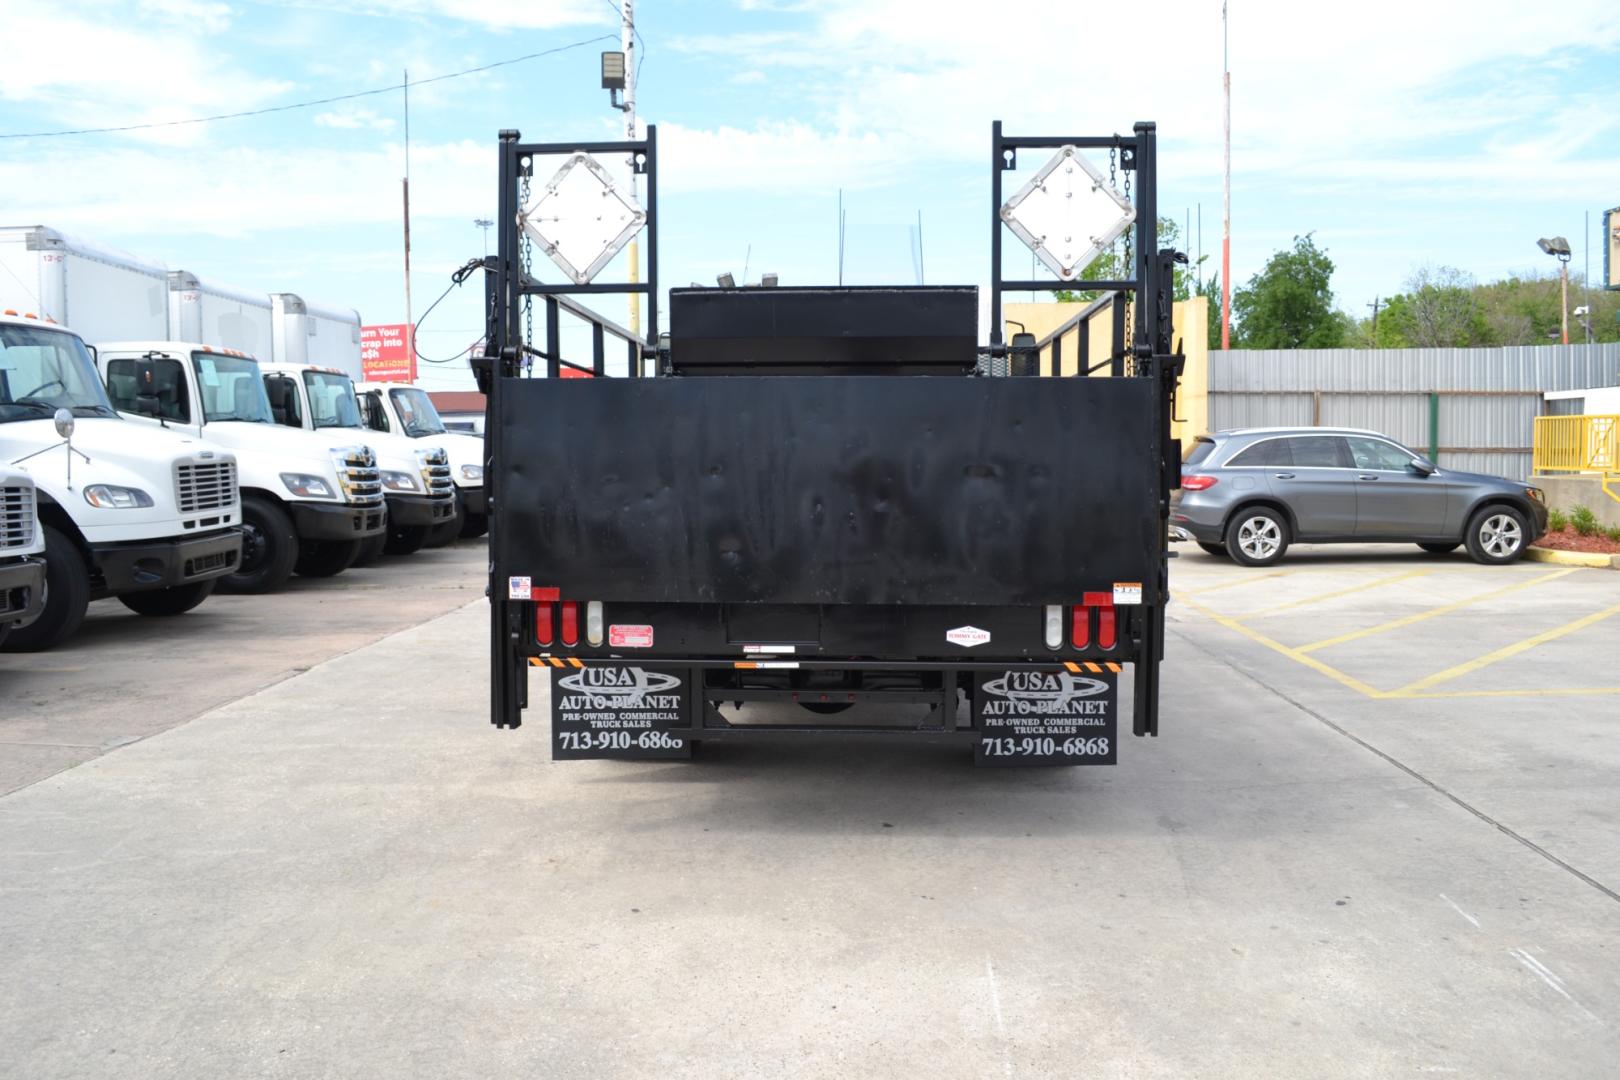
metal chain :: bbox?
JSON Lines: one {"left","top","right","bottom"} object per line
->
{"left": 520, "top": 176, "right": 534, "bottom": 375}
{"left": 1119, "top": 141, "right": 1135, "bottom": 373}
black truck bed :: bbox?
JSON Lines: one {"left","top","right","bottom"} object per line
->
{"left": 495, "top": 375, "right": 1158, "bottom": 606}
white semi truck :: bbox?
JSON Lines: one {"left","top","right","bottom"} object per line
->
{"left": 355, "top": 381, "right": 486, "bottom": 540}
{"left": 260, "top": 362, "right": 456, "bottom": 558}
{"left": 0, "top": 465, "right": 47, "bottom": 648}
{"left": 0, "top": 311, "right": 241, "bottom": 651}
{"left": 96, "top": 342, "right": 385, "bottom": 590}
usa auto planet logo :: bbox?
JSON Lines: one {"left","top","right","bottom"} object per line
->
{"left": 981, "top": 670, "right": 1109, "bottom": 715}
{"left": 556, "top": 666, "right": 680, "bottom": 707}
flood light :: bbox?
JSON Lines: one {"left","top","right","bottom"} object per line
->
{"left": 760, "top": 273, "right": 779, "bottom": 288}
{"left": 717, "top": 272, "right": 736, "bottom": 288}
{"left": 1537, "top": 236, "right": 1571, "bottom": 259}
{"left": 601, "top": 51, "right": 626, "bottom": 90}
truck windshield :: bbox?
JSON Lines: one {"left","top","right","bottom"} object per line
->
{"left": 388, "top": 387, "right": 446, "bottom": 437}
{"left": 193, "top": 352, "right": 273, "bottom": 423}
{"left": 301, "top": 370, "right": 362, "bottom": 429}
{"left": 0, "top": 323, "right": 117, "bottom": 423}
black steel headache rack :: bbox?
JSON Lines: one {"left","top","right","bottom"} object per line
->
{"left": 478, "top": 121, "right": 1185, "bottom": 767}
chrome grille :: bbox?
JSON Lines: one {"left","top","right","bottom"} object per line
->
{"left": 343, "top": 447, "right": 383, "bottom": 507}
{"left": 0, "top": 485, "right": 35, "bottom": 551}
{"left": 422, "top": 448, "right": 454, "bottom": 501}
{"left": 175, "top": 461, "right": 237, "bottom": 514}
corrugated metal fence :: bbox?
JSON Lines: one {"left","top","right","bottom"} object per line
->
{"left": 1207, "top": 344, "right": 1620, "bottom": 479}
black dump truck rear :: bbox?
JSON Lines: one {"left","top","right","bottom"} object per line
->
{"left": 477, "top": 122, "right": 1184, "bottom": 767}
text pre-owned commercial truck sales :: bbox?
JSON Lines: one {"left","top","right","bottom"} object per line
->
{"left": 0, "top": 312, "right": 241, "bottom": 650}
{"left": 478, "top": 122, "right": 1184, "bottom": 766}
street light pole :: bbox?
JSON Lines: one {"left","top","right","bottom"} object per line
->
{"left": 1537, "top": 236, "right": 1573, "bottom": 346}
{"left": 621, "top": 0, "right": 640, "bottom": 341}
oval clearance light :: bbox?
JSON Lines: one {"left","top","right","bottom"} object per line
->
{"left": 535, "top": 603, "right": 554, "bottom": 646}
{"left": 1181, "top": 474, "right": 1219, "bottom": 491}
{"left": 586, "top": 601, "right": 604, "bottom": 646}
{"left": 1044, "top": 604, "right": 1062, "bottom": 649}
{"left": 560, "top": 601, "right": 580, "bottom": 647}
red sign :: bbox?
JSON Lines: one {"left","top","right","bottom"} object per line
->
{"left": 361, "top": 324, "right": 416, "bottom": 382}
{"left": 559, "top": 365, "right": 594, "bottom": 379}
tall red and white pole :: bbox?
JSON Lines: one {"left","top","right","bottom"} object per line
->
{"left": 1220, "top": 2, "right": 1232, "bottom": 350}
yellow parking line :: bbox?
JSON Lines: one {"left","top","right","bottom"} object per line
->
{"left": 1398, "top": 686, "right": 1620, "bottom": 700}
{"left": 1240, "top": 568, "right": 1435, "bottom": 620}
{"left": 1390, "top": 601, "right": 1620, "bottom": 696}
{"left": 1295, "top": 568, "right": 1581, "bottom": 654}
{"left": 1180, "top": 569, "right": 1294, "bottom": 596}
{"left": 1178, "top": 595, "right": 1385, "bottom": 698}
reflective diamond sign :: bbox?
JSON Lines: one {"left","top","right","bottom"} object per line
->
{"left": 520, "top": 152, "right": 646, "bottom": 285}
{"left": 1000, "top": 146, "right": 1135, "bottom": 281}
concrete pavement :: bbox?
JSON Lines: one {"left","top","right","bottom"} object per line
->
{"left": 3, "top": 544, "right": 1618, "bottom": 1077}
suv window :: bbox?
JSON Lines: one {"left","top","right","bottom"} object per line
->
{"left": 107, "top": 356, "right": 190, "bottom": 422}
{"left": 1347, "top": 436, "right": 1416, "bottom": 471}
{"left": 1226, "top": 438, "right": 1291, "bottom": 467}
{"left": 1286, "top": 435, "right": 1350, "bottom": 468}
{"left": 1184, "top": 437, "right": 1217, "bottom": 466}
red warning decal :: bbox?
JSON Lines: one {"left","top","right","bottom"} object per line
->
{"left": 608, "top": 624, "right": 654, "bottom": 648}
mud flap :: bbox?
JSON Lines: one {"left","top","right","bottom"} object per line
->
{"left": 550, "top": 662, "right": 695, "bottom": 760}
{"left": 973, "top": 666, "right": 1118, "bottom": 767}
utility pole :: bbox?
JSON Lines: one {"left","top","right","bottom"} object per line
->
{"left": 402, "top": 69, "right": 413, "bottom": 351}
{"left": 621, "top": 0, "right": 640, "bottom": 340}
{"left": 1366, "top": 296, "right": 1380, "bottom": 341}
{"left": 1560, "top": 258, "right": 1569, "bottom": 345}
{"left": 1220, "top": 2, "right": 1232, "bottom": 350}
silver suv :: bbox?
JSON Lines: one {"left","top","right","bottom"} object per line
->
{"left": 1171, "top": 427, "right": 1548, "bottom": 567}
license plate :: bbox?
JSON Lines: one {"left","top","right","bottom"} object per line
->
{"left": 973, "top": 666, "right": 1118, "bottom": 766}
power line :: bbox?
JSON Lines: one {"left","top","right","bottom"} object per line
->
{"left": 0, "top": 33, "right": 616, "bottom": 140}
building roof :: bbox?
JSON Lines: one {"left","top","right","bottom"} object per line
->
{"left": 428, "top": 390, "right": 486, "bottom": 414}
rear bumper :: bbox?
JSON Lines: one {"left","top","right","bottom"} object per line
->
{"left": 387, "top": 493, "right": 457, "bottom": 527}
{"left": 0, "top": 556, "right": 47, "bottom": 629}
{"left": 291, "top": 501, "right": 387, "bottom": 541}
{"left": 89, "top": 528, "right": 242, "bottom": 595}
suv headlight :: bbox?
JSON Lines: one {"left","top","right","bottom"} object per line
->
{"left": 83, "top": 484, "right": 154, "bottom": 509}
{"left": 381, "top": 470, "right": 421, "bottom": 492}
{"left": 459, "top": 463, "right": 483, "bottom": 482}
{"left": 281, "top": 473, "right": 336, "bottom": 499}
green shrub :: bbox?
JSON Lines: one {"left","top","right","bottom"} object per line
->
{"left": 1607, "top": 525, "right": 1620, "bottom": 544}
{"left": 1548, "top": 508, "right": 1568, "bottom": 531}
{"left": 1572, "top": 505, "right": 1599, "bottom": 537}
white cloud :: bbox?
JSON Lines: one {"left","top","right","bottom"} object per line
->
{"left": 261, "top": 0, "right": 607, "bottom": 31}
{"left": 314, "top": 107, "right": 397, "bottom": 131}
{"left": 1, "top": 0, "right": 289, "bottom": 144}
{"left": 0, "top": 139, "right": 491, "bottom": 237}
{"left": 137, "top": 0, "right": 235, "bottom": 33}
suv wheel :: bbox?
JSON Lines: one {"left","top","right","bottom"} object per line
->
{"left": 1465, "top": 505, "right": 1528, "bottom": 565}
{"left": 1226, "top": 507, "right": 1289, "bottom": 567}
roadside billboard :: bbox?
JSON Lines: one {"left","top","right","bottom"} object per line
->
{"left": 361, "top": 324, "right": 415, "bottom": 381}
{"left": 1606, "top": 207, "right": 1620, "bottom": 291}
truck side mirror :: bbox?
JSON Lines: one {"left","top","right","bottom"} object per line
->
{"left": 53, "top": 408, "right": 74, "bottom": 439}
{"left": 1009, "top": 332, "right": 1038, "bottom": 377}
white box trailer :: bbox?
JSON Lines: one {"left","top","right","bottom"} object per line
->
{"left": 271, "top": 293, "right": 363, "bottom": 377}
{"left": 167, "top": 271, "right": 276, "bottom": 358}
{"left": 0, "top": 226, "right": 168, "bottom": 342}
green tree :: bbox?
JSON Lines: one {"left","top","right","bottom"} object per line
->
{"left": 1052, "top": 217, "right": 1198, "bottom": 304}
{"left": 1230, "top": 234, "right": 1345, "bottom": 348}
{"left": 1198, "top": 272, "right": 1222, "bottom": 349}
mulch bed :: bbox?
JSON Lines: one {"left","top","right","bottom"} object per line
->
{"left": 1533, "top": 524, "right": 1620, "bottom": 555}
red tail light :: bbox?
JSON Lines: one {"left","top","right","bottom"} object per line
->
{"left": 1181, "top": 474, "right": 1218, "bottom": 491}
{"left": 560, "top": 601, "right": 580, "bottom": 647}
{"left": 535, "top": 603, "right": 554, "bottom": 646}
{"left": 1071, "top": 604, "right": 1089, "bottom": 648}
{"left": 1097, "top": 605, "right": 1117, "bottom": 650}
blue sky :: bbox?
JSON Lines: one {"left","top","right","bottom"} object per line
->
{"left": 3, "top": 0, "right": 1618, "bottom": 391}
